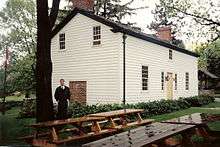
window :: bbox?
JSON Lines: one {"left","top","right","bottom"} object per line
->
{"left": 161, "top": 72, "right": 164, "bottom": 90}
{"left": 185, "top": 72, "right": 189, "bottom": 90}
{"left": 93, "top": 26, "right": 101, "bottom": 45}
{"left": 142, "top": 66, "right": 148, "bottom": 90}
{"left": 169, "top": 49, "right": 173, "bottom": 60}
{"left": 59, "top": 33, "right": 65, "bottom": 50}
{"left": 174, "top": 74, "right": 177, "bottom": 90}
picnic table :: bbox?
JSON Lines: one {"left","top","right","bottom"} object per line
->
{"left": 82, "top": 122, "right": 196, "bottom": 147}
{"left": 21, "top": 116, "right": 117, "bottom": 146}
{"left": 20, "top": 109, "right": 153, "bottom": 146}
{"left": 88, "top": 109, "right": 154, "bottom": 129}
{"left": 161, "top": 113, "right": 220, "bottom": 138}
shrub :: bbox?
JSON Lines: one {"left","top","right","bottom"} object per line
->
{"left": 17, "top": 95, "right": 215, "bottom": 118}
{"left": 18, "top": 98, "right": 36, "bottom": 118}
{"left": 69, "top": 95, "right": 214, "bottom": 118}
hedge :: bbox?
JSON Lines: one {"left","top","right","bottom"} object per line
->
{"left": 18, "top": 95, "right": 215, "bottom": 119}
{"left": 69, "top": 95, "right": 215, "bottom": 118}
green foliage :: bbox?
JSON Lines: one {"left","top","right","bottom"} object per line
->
{"left": 149, "top": 0, "right": 220, "bottom": 42}
{"left": 0, "top": 0, "right": 36, "bottom": 94}
{"left": 195, "top": 39, "right": 220, "bottom": 78}
{"left": 18, "top": 98, "right": 36, "bottom": 118}
{"left": 68, "top": 95, "right": 214, "bottom": 118}
{"left": 94, "top": 0, "right": 146, "bottom": 23}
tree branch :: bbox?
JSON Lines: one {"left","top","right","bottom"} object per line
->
{"left": 169, "top": 6, "right": 220, "bottom": 26}
{"left": 49, "top": 0, "right": 61, "bottom": 30}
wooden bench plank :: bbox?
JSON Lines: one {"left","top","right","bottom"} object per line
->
{"left": 82, "top": 123, "right": 196, "bottom": 147}
{"left": 88, "top": 109, "right": 144, "bottom": 117}
{"left": 53, "top": 129, "right": 117, "bottom": 144}
{"left": 30, "top": 116, "right": 106, "bottom": 128}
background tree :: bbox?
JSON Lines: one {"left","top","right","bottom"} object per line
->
{"left": 148, "top": 0, "right": 220, "bottom": 43}
{"left": 195, "top": 40, "right": 220, "bottom": 77}
{"left": 64, "top": 0, "right": 147, "bottom": 25}
{"left": 148, "top": 0, "right": 185, "bottom": 48}
{"left": 0, "top": 0, "right": 36, "bottom": 96}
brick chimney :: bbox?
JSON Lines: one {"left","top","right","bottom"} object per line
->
{"left": 156, "top": 26, "right": 172, "bottom": 42}
{"left": 70, "top": 0, "right": 94, "bottom": 11}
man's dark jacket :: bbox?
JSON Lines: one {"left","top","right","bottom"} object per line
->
{"left": 54, "top": 86, "right": 71, "bottom": 102}
{"left": 54, "top": 86, "right": 71, "bottom": 119}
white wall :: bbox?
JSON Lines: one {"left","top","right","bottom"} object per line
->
{"left": 119, "top": 34, "right": 198, "bottom": 103}
{"left": 51, "top": 13, "right": 122, "bottom": 105}
{"left": 51, "top": 13, "right": 198, "bottom": 105}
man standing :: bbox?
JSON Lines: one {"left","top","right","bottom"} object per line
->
{"left": 54, "top": 79, "right": 71, "bottom": 119}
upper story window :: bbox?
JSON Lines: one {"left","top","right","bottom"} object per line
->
{"left": 93, "top": 26, "right": 101, "bottom": 45}
{"left": 142, "top": 66, "right": 148, "bottom": 90}
{"left": 174, "top": 74, "right": 177, "bottom": 90}
{"left": 59, "top": 33, "right": 65, "bottom": 50}
{"left": 185, "top": 72, "right": 189, "bottom": 90}
{"left": 169, "top": 49, "right": 173, "bottom": 60}
{"left": 161, "top": 72, "right": 164, "bottom": 90}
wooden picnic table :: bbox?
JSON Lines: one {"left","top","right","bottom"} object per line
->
{"left": 20, "top": 109, "right": 153, "bottom": 146}
{"left": 82, "top": 122, "right": 196, "bottom": 147}
{"left": 22, "top": 116, "right": 117, "bottom": 146}
{"left": 161, "top": 113, "right": 220, "bottom": 139}
{"left": 88, "top": 109, "right": 154, "bottom": 129}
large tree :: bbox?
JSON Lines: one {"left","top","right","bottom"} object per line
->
{"left": 36, "top": 0, "right": 61, "bottom": 122}
{"left": 149, "top": 0, "right": 220, "bottom": 43}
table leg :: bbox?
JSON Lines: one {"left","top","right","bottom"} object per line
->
{"left": 195, "top": 126, "right": 210, "bottom": 138}
{"left": 109, "top": 117, "right": 116, "bottom": 129}
{"left": 75, "top": 122, "right": 86, "bottom": 135}
{"left": 137, "top": 113, "right": 143, "bottom": 123}
{"left": 51, "top": 127, "right": 58, "bottom": 141}
{"left": 120, "top": 115, "right": 127, "bottom": 127}
{"left": 91, "top": 121, "right": 101, "bottom": 133}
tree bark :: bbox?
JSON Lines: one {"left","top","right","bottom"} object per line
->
{"left": 36, "top": 0, "right": 54, "bottom": 122}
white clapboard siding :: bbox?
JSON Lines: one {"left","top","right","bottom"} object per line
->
{"left": 51, "top": 12, "right": 198, "bottom": 105}
{"left": 118, "top": 34, "right": 198, "bottom": 103}
{"left": 51, "top": 14, "right": 122, "bottom": 104}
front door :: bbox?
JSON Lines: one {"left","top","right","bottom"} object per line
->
{"left": 166, "top": 73, "right": 173, "bottom": 99}
{"left": 69, "top": 81, "right": 87, "bottom": 104}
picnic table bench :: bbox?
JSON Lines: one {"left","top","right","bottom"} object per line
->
{"left": 88, "top": 109, "right": 154, "bottom": 130}
{"left": 20, "top": 109, "right": 154, "bottom": 146}
{"left": 21, "top": 116, "right": 116, "bottom": 146}
{"left": 82, "top": 122, "right": 196, "bottom": 147}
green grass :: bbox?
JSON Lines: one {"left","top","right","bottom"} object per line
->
{"left": 1, "top": 102, "right": 220, "bottom": 145}
{"left": 0, "top": 107, "right": 35, "bottom": 145}
{"left": 4, "top": 95, "right": 24, "bottom": 102}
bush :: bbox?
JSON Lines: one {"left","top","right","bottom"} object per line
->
{"left": 17, "top": 95, "right": 215, "bottom": 118}
{"left": 69, "top": 95, "right": 214, "bottom": 118}
{"left": 18, "top": 98, "right": 36, "bottom": 118}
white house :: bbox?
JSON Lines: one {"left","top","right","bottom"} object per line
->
{"left": 51, "top": 8, "right": 199, "bottom": 105}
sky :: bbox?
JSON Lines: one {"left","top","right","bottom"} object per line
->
{"left": 0, "top": 0, "right": 158, "bottom": 64}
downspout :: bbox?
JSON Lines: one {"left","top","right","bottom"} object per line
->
{"left": 122, "top": 33, "right": 127, "bottom": 105}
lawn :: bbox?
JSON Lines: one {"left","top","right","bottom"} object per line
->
{"left": 4, "top": 95, "right": 25, "bottom": 102}
{"left": 0, "top": 107, "right": 35, "bottom": 145}
{"left": 0, "top": 101, "right": 220, "bottom": 146}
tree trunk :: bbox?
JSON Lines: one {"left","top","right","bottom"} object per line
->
{"left": 36, "top": 0, "right": 54, "bottom": 122}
